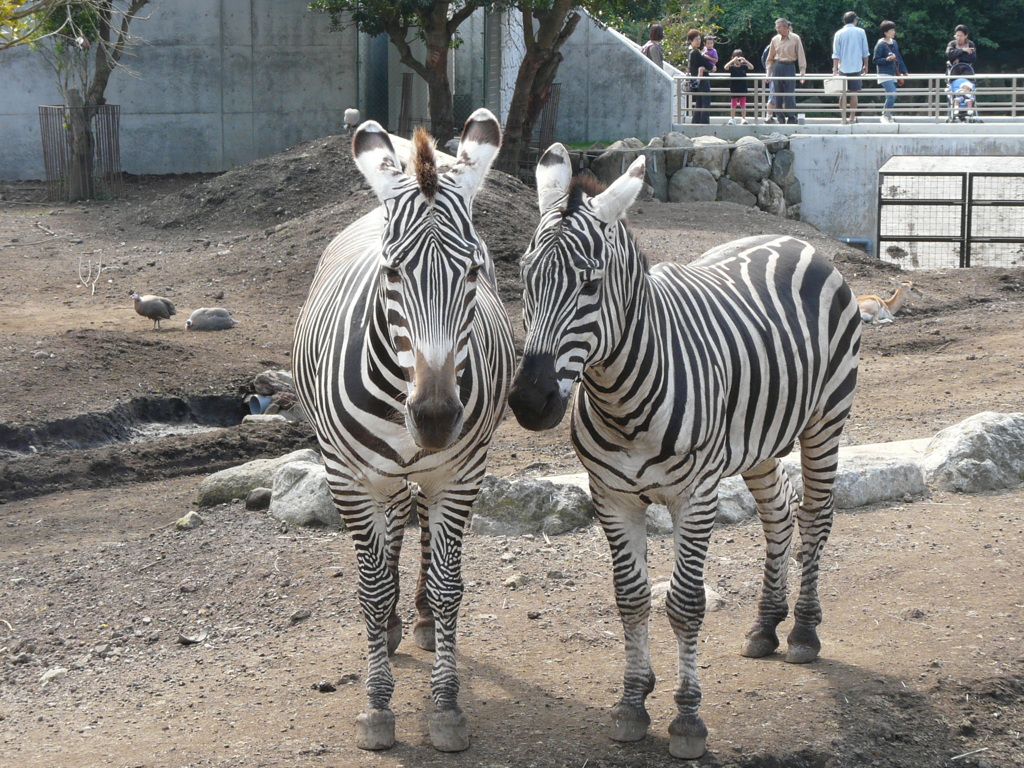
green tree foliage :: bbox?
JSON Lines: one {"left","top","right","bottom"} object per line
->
{"left": 706, "top": 0, "right": 1024, "bottom": 75}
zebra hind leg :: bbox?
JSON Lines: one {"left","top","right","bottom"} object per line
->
{"left": 739, "top": 458, "right": 797, "bottom": 658}
{"left": 786, "top": 421, "right": 844, "bottom": 664}
{"left": 384, "top": 484, "right": 416, "bottom": 655}
{"left": 411, "top": 487, "right": 436, "bottom": 651}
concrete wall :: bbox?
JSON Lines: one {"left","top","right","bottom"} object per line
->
{"left": 790, "top": 130, "right": 1024, "bottom": 244}
{"left": 0, "top": 0, "right": 360, "bottom": 180}
{"left": 550, "top": 13, "right": 674, "bottom": 144}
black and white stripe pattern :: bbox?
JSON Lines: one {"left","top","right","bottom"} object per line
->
{"left": 292, "top": 110, "right": 514, "bottom": 753}
{"left": 508, "top": 144, "right": 861, "bottom": 759}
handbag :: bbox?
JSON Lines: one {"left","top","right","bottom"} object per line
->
{"left": 897, "top": 77, "right": 905, "bottom": 86}
{"left": 823, "top": 77, "right": 845, "bottom": 95}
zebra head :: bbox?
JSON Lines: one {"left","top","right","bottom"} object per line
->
{"left": 509, "top": 143, "right": 646, "bottom": 432}
{"left": 353, "top": 109, "right": 502, "bottom": 450}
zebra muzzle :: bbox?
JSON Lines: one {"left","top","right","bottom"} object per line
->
{"left": 509, "top": 354, "right": 568, "bottom": 432}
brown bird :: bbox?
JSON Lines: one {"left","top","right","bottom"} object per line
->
{"left": 186, "top": 307, "right": 237, "bottom": 331}
{"left": 130, "top": 291, "right": 176, "bottom": 330}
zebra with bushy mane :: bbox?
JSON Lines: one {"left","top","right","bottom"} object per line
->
{"left": 507, "top": 144, "right": 861, "bottom": 759}
{"left": 292, "top": 110, "right": 514, "bottom": 753}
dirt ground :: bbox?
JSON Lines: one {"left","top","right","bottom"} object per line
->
{"left": 1, "top": 134, "right": 1022, "bottom": 768}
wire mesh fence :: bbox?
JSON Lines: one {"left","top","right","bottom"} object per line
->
{"left": 38, "top": 104, "right": 124, "bottom": 201}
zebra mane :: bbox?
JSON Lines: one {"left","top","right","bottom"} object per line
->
{"left": 412, "top": 128, "right": 438, "bottom": 200}
{"left": 566, "top": 174, "right": 606, "bottom": 216}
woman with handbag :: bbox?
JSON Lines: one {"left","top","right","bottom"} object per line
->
{"left": 687, "top": 28, "right": 712, "bottom": 124}
{"left": 873, "top": 20, "right": 909, "bottom": 123}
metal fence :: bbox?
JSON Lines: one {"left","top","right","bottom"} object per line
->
{"left": 674, "top": 72, "right": 1024, "bottom": 125}
{"left": 38, "top": 104, "right": 124, "bottom": 201}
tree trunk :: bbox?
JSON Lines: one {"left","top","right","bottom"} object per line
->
{"left": 65, "top": 89, "right": 95, "bottom": 201}
{"left": 497, "top": 7, "right": 580, "bottom": 174}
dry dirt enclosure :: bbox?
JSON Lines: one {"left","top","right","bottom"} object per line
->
{"left": 1, "top": 136, "right": 1023, "bottom": 768}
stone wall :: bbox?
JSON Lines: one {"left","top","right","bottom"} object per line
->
{"left": 576, "top": 132, "right": 802, "bottom": 220}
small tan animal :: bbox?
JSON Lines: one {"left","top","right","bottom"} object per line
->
{"left": 186, "top": 307, "right": 238, "bottom": 331}
{"left": 856, "top": 281, "right": 923, "bottom": 324}
{"left": 130, "top": 292, "right": 176, "bottom": 330}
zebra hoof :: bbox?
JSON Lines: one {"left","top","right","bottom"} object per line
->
{"left": 784, "top": 643, "right": 820, "bottom": 664}
{"left": 355, "top": 708, "right": 395, "bottom": 750}
{"left": 609, "top": 702, "right": 651, "bottom": 742}
{"left": 413, "top": 618, "right": 435, "bottom": 652}
{"left": 428, "top": 708, "right": 469, "bottom": 752}
{"left": 785, "top": 626, "right": 821, "bottom": 664}
{"left": 386, "top": 614, "right": 403, "bottom": 655}
{"left": 668, "top": 714, "right": 708, "bottom": 759}
{"left": 740, "top": 630, "right": 780, "bottom": 658}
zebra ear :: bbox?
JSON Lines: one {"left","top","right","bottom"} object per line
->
{"left": 590, "top": 156, "right": 646, "bottom": 224}
{"left": 536, "top": 143, "right": 572, "bottom": 214}
{"left": 446, "top": 108, "right": 502, "bottom": 202}
{"left": 352, "top": 121, "right": 406, "bottom": 202}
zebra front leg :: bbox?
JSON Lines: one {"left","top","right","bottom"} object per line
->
{"left": 338, "top": 491, "right": 400, "bottom": 750}
{"left": 786, "top": 425, "right": 842, "bottom": 664}
{"left": 422, "top": 493, "right": 473, "bottom": 752}
{"left": 598, "top": 492, "right": 657, "bottom": 744}
{"left": 666, "top": 485, "right": 718, "bottom": 760}
{"left": 739, "top": 459, "right": 797, "bottom": 658}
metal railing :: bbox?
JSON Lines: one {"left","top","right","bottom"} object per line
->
{"left": 674, "top": 72, "right": 1024, "bottom": 125}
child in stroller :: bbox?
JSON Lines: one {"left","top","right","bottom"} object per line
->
{"left": 947, "top": 62, "right": 981, "bottom": 122}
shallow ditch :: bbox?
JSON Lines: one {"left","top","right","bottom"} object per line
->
{"left": 0, "top": 396, "right": 317, "bottom": 503}
{"left": 0, "top": 395, "right": 246, "bottom": 454}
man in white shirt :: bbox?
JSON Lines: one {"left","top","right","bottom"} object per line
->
{"left": 831, "top": 11, "right": 870, "bottom": 124}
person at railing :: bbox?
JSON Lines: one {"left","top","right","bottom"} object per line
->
{"left": 761, "top": 43, "right": 776, "bottom": 123}
{"left": 702, "top": 34, "right": 719, "bottom": 72}
{"left": 765, "top": 18, "right": 807, "bottom": 124}
{"left": 725, "top": 49, "right": 754, "bottom": 124}
{"left": 874, "top": 20, "right": 909, "bottom": 124}
{"left": 687, "top": 28, "right": 711, "bottom": 124}
{"left": 642, "top": 24, "right": 665, "bottom": 69}
{"left": 946, "top": 25, "right": 977, "bottom": 73}
{"left": 831, "top": 11, "right": 870, "bottom": 125}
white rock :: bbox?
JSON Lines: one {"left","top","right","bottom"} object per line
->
{"left": 269, "top": 460, "right": 341, "bottom": 528}
{"left": 920, "top": 412, "right": 1024, "bottom": 492}
{"left": 196, "top": 449, "right": 320, "bottom": 507}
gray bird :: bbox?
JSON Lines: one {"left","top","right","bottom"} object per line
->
{"left": 186, "top": 307, "right": 238, "bottom": 331}
{"left": 130, "top": 291, "right": 176, "bottom": 330}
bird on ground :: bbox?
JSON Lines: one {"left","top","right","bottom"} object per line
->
{"left": 186, "top": 307, "right": 238, "bottom": 331}
{"left": 344, "top": 108, "right": 361, "bottom": 134}
{"left": 130, "top": 291, "right": 176, "bottom": 330}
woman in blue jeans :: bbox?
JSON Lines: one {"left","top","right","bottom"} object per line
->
{"left": 873, "top": 20, "right": 908, "bottom": 123}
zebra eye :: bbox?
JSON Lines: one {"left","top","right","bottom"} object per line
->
{"left": 383, "top": 265, "right": 401, "bottom": 281}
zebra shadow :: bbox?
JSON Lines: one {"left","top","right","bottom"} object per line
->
{"left": 378, "top": 647, "right": 960, "bottom": 766}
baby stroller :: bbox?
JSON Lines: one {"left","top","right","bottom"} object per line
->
{"left": 946, "top": 62, "right": 981, "bottom": 122}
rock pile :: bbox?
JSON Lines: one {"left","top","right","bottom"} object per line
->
{"left": 581, "top": 132, "right": 801, "bottom": 220}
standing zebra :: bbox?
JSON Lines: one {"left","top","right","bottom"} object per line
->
{"left": 507, "top": 145, "right": 860, "bottom": 759}
{"left": 292, "top": 110, "right": 514, "bottom": 752}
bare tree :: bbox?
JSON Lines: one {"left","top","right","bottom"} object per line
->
{"left": 30, "top": 0, "right": 150, "bottom": 200}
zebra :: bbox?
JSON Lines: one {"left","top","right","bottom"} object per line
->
{"left": 292, "top": 110, "right": 515, "bottom": 753}
{"left": 507, "top": 144, "right": 861, "bottom": 759}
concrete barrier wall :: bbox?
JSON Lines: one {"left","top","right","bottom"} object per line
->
{"left": 0, "top": 0, "right": 358, "bottom": 180}
{"left": 791, "top": 131, "right": 1024, "bottom": 244}
{"left": 553, "top": 13, "right": 674, "bottom": 144}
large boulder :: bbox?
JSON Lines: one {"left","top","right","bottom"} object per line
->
{"left": 725, "top": 136, "right": 771, "bottom": 186}
{"left": 919, "top": 412, "right": 1024, "bottom": 492}
{"left": 590, "top": 138, "right": 644, "bottom": 187}
{"left": 661, "top": 131, "right": 694, "bottom": 176}
{"left": 471, "top": 474, "right": 595, "bottom": 536}
{"left": 668, "top": 166, "right": 717, "bottom": 203}
{"left": 643, "top": 137, "right": 669, "bottom": 202}
{"left": 196, "top": 448, "right": 320, "bottom": 507}
{"left": 717, "top": 176, "right": 757, "bottom": 207}
{"left": 783, "top": 177, "right": 802, "bottom": 206}
{"left": 689, "top": 135, "right": 730, "bottom": 179}
{"left": 756, "top": 179, "right": 787, "bottom": 217}
{"left": 270, "top": 460, "right": 341, "bottom": 528}
{"left": 769, "top": 148, "right": 796, "bottom": 187}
